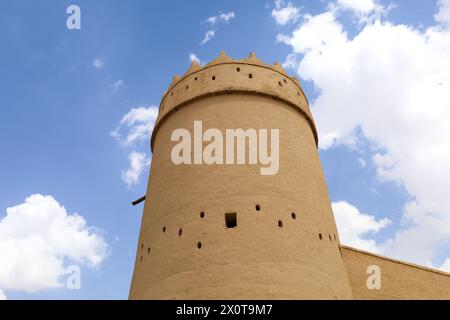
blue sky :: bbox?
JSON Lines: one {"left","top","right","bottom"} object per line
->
{"left": 1, "top": 0, "right": 449, "bottom": 299}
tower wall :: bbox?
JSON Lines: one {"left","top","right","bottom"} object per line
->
{"left": 129, "top": 53, "right": 353, "bottom": 299}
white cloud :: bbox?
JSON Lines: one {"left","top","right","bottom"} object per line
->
{"left": 201, "top": 30, "right": 215, "bottom": 45}
{"left": 0, "top": 194, "right": 108, "bottom": 295}
{"left": 277, "top": 2, "right": 450, "bottom": 266}
{"left": 206, "top": 16, "right": 218, "bottom": 25}
{"left": 122, "top": 152, "right": 151, "bottom": 188}
{"left": 272, "top": 0, "right": 300, "bottom": 25}
{"left": 332, "top": 201, "right": 391, "bottom": 254}
{"left": 436, "top": 0, "right": 450, "bottom": 24}
{"left": 92, "top": 58, "right": 104, "bottom": 69}
{"left": 439, "top": 258, "right": 450, "bottom": 272}
{"left": 276, "top": 33, "right": 292, "bottom": 45}
{"left": 358, "top": 157, "right": 366, "bottom": 168}
{"left": 277, "top": 12, "right": 344, "bottom": 58}
{"left": 111, "top": 80, "right": 125, "bottom": 91}
{"left": 373, "top": 153, "right": 395, "bottom": 179}
{"left": 336, "top": 0, "right": 377, "bottom": 14}
{"left": 282, "top": 53, "right": 298, "bottom": 70}
{"left": 112, "top": 106, "right": 158, "bottom": 187}
{"left": 111, "top": 106, "right": 159, "bottom": 147}
{"left": 219, "top": 12, "right": 235, "bottom": 23}
{"left": 332, "top": 0, "right": 386, "bottom": 24}
{"left": 0, "top": 289, "right": 5, "bottom": 300}
{"left": 202, "top": 11, "right": 235, "bottom": 45}
{"left": 189, "top": 53, "right": 201, "bottom": 65}
{"left": 206, "top": 11, "right": 235, "bottom": 25}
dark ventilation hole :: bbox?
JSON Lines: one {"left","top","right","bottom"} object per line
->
{"left": 249, "top": 73, "right": 253, "bottom": 79}
{"left": 141, "top": 243, "right": 144, "bottom": 250}
{"left": 329, "top": 235, "right": 332, "bottom": 242}
{"left": 174, "top": 107, "right": 178, "bottom": 112}
{"left": 140, "top": 255, "right": 143, "bottom": 262}
{"left": 283, "top": 79, "right": 287, "bottom": 84}
{"left": 319, "top": 233, "right": 323, "bottom": 240}
{"left": 236, "top": 67, "right": 240, "bottom": 72}
{"left": 334, "top": 234, "right": 337, "bottom": 241}
{"left": 186, "top": 85, "right": 189, "bottom": 90}
{"left": 291, "top": 212, "right": 296, "bottom": 220}
{"left": 278, "top": 81, "right": 283, "bottom": 87}
{"left": 255, "top": 204, "right": 261, "bottom": 212}
{"left": 179, "top": 228, "right": 183, "bottom": 237}
{"left": 212, "top": 76, "right": 216, "bottom": 80}
{"left": 297, "top": 92, "right": 300, "bottom": 96}
{"left": 278, "top": 220, "right": 283, "bottom": 228}
{"left": 163, "top": 226, "right": 166, "bottom": 233}
{"left": 147, "top": 247, "right": 151, "bottom": 254}
{"left": 200, "top": 211, "right": 205, "bottom": 218}
{"left": 195, "top": 77, "right": 198, "bottom": 81}
{"left": 225, "top": 212, "right": 237, "bottom": 228}
{"left": 171, "top": 92, "right": 174, "bottom": 96}
{"left": 197, "top": 241, "right": 202, "bottom": 249}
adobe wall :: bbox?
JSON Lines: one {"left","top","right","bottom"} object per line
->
{"left": 341, "top": 245, "right": 450, "bottom": 299}
{"left": 129, "top": 53, "right": 353, "bottom": 299}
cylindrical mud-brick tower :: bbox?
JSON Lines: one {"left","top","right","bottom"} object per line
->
{"left": 129, "top": 52, "right": 353, "bottom": 299}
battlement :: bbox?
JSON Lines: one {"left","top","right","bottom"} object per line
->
{"left": 151, "top": 52, "right": 318, "bottom": 150}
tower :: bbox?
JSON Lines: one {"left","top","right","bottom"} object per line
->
{"left": 129, "top": 52, "right": 353, "bottom": 299}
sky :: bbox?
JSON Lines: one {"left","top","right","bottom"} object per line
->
{"left": 0, "top": 0, "right": 449, "bottom": 300}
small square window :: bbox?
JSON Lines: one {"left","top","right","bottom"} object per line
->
{"left": 225, "top": 212, "right": 237, "bottom": 228}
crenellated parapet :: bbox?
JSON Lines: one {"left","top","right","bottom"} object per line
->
{"left": 151, "top": 52, "right": 318, "bottom": 150}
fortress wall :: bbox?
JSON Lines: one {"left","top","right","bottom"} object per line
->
{"left": 129, "top": 93, "right": 352, "bottom": 299}
{"left": 341, "top": 245, "right": 450, "bottom": 299}
{"left": 128, "top": 53, "right": 450, "bottom": 300}
{"left": 129, "top": 53, "right": 353, "bottom": 299}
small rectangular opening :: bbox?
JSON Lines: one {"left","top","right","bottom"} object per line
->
{"left": 225, "top": 212, "right": 237, "bottom": 228}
